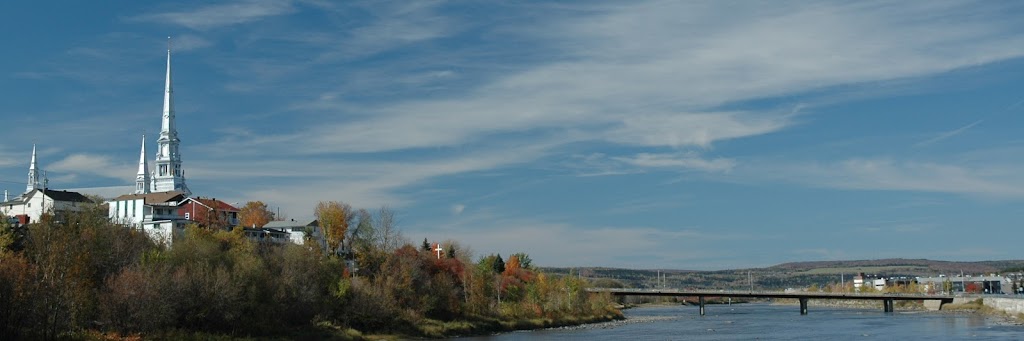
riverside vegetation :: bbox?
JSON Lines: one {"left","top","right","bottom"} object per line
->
{"left": 0, "top": 203, "right": 620, "bottom": 340}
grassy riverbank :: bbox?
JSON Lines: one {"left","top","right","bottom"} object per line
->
{"left": 78, "top": 312, "right": 625, "bottom": 340}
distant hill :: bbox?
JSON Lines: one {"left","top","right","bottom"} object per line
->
{"left": 768, "top": 258, "right": 1024, "bottom": 276}
{"left": 544, "top": 259, "right": 1024, "bottom": 290}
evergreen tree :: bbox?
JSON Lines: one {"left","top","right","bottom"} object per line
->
{"left": 493, "top": 254, "right": 505, "bottom": 274}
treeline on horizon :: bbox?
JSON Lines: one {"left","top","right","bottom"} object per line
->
{"left": 0, "top": 203, "right": 618, "bottom": 339}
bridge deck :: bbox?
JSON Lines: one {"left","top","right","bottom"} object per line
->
{"left": 589, "top": 288, "right": 953, "bottom": 315}
{"left": 588, "top": 288, "right": 953, "bottom": 301}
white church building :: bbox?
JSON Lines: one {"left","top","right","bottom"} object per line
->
{"left": 107, "top": 41, "right": 193, "bottom": 243}
{"left": 2, "top": 145, "right": 93, "bottom": 224}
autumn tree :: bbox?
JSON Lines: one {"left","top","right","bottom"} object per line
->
{"left": 503, "top": 254, "right": 521, "bottom": 276}
{"left": 238, "top": 201, "right": 274, "bottom": 228}
{"left": 315, "top": 201, "right": 352, "bottom": 255}
{"left": 510, "top": 252, "right": 533, "bottom": 270}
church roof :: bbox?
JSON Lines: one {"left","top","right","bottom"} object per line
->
{"left": 3, "top": 189, "right": 92, "bottom": 205}
{"left": 40, "top": 189, "right": 92, "bottom": 203}
{"left": 112, "top": 191, "right": 186, "bottom": 204}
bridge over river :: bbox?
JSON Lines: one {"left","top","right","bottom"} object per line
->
{"left": 587, "top": 288, "right": 955, "bottom": 315}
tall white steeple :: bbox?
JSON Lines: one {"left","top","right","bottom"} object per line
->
{"left": 26, "top": 144, "right": 41, "bottom": 193}
{"left": 135, "top": 135, "right": 151, "bottom": 194}
{"left": 152, "top": 37, "right": 190, "bottom": 195}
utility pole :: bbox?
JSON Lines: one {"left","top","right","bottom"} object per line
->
{"left": 748, "top": 271, "right": 753, "bottom": 292}
{"left": 961, "top": 269, "right": 965, "bottom": 294}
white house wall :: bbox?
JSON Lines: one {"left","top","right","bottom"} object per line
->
{"left": 2, "top": 192, "right": 86, "bottom": 224}
{"left": 108, "top": 198, "right": 147, "bottom": 227}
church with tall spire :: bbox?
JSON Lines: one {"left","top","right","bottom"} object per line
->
{"left": 136, "top": 38, "right": 190, "bottom": 196}
{"left": 26, "top": 144, "right": 41, "bottom": 193}
{"left": 1, "top": 144, "right": 91, "bottom": 225}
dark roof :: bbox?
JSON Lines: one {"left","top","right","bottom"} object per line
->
{"left": 40, "top": 189, "right": 92, "bottom": 203}
{"left": 112, "top": 191, "right": 186, "bottom": 204}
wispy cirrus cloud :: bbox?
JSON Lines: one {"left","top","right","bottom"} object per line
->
{"left": 179, "top": 0, "right": 1024, "bottom": 221}
{"left": 131, "top": 0, "right": 296, "bottom": 30}
{"left": 751, "top": 157, "right": 1024, "bottom": 199}
{"left": 224, "top": 0, "right": 1024, "bottom": 158}
{"left": 614, "top": 153, "right": 737, "bottom": 173}
{"left": 914, "top": 120, "right": 984, "bottom": 147}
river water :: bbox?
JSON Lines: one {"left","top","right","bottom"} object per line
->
{"left": 458, "top": 303, "right": 1021, "bottom": 340}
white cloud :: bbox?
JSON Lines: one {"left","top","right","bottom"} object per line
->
{"left": 171, "top": 34, "right": 213, "bottom": 51}
{"left": 751, "top": 157, "right": 1024, "bottom": 198}
{"left": 48, "top": 154, "right": 130, "bottom": 180}
{"left": 614, "top": 153, "right": 736, "bottom": 173}
{"left": 187, "top": 141, "right": 552, "bottom": 220}
{"left": 243, "top": 0, "right": 1024, "bottom": 158}
{"left": 132, "top": 0, "right": 296, "bottom": 30}
{"left": 451, "top": 204, "right": 465, "bottom": 215}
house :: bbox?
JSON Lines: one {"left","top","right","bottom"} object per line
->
{"left": 177, "top": 197, "right": 240, "bottom": 228}
{"left": 1, "top": 189, "right": 93, "bottom": 224}
{"left": 263, "top": 219, "right": 325, "bottom": 246}
{"left": 108, "top": 191, "right": 189, "bottom": 244}
{"left": 243, "top": 227, "right": 292, "bottom": 244}
{"left": 918, "top": 274, "right": 1008, "bottom": 294}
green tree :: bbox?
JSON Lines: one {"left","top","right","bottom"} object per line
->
{"left": 510, "top": 252, "right": 533, "bottom": 270}
{"left": 493, "top": 254, "right": 505, "bottom": 274}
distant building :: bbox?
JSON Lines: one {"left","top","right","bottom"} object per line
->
{"left": 178, "top": 197, "right": 240, "bottom": 228}
{"left": 263, "top": 219, "right": 327, "bottom": 250}
{"left": 851, "top": 272, "right": 917, "bottom": 292}
{"left": 853, "top": 273, "right": 866, "bottom": 291}
{"left": 1, "top": 145, "right": 93, "bottom": 224}
{"left": 1, "top": 188, "right": 93, "bottom": 224}
{"left": 918, "top": 275, "right": 1008, "bottom": 294}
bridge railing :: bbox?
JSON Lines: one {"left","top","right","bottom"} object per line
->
{"left": 587, "top": 288, "right": 953, "bottom": 298}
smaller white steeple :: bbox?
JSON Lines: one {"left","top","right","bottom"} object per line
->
{"left": 135, "top": 135, "right": 151, "bottom": 194}
{"left": 26, "top": 144, "right": 41, "bottom": 193}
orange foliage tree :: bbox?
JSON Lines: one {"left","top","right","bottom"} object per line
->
{"left": 315, "top": 201, "right": 351, "bottom": 255}
{"left": 238, "top": 201, "right": 273, "bottom": 228}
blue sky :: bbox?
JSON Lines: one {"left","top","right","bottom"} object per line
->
{"left": 2, "top": 1, "right": 1024, "bottom": 269}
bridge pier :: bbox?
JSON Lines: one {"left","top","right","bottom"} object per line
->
{"left": 699, "top": 296, "right": 706, "bottom": 316}
{"left": 883, "top": 299, "right": 894, "bottom": 313}
{"left": 799, "top": 297, "right": 808, "bottom": 315}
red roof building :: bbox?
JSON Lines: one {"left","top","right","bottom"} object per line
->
{"left": 177, "top": 197, "right": 240, "bottom": 228}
